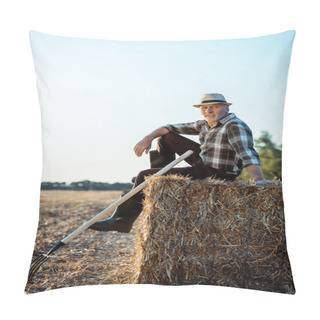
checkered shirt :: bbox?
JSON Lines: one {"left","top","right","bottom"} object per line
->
{"left": 164, "top": 113, "right": 261, "bottom": 175}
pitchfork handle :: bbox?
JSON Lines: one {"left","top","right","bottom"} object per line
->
{"left": 61, "top": 150, "right": 194, "bottom": 245}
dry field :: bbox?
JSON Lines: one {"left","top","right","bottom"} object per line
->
{"left": 25, "top": 190, "right": 137, "bottom": 294}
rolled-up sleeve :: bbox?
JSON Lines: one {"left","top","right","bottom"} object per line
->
{"left": 163, "top": 120, "right": 203, "bottom": 135}
{"left": 227, "top": 124, "right": 261, "bottom": 167}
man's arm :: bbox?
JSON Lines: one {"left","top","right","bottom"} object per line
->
{"left": 134, "top": 120, "right": 202, "bottom": 157}
{"left": 227, "top": 125, "right": 276, "bottom": 184}
{"left": 134, "top": 127, "right": 169, "bottom": 157}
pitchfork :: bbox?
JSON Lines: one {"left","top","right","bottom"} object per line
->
{"left": 27, "top": 150, "right": 193, "bottom": 283}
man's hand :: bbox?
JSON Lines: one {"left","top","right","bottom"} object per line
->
{"left": 246, "top": 165, "right": 277, "bottom": 184}
{"left": 133, "top": 127, "right": 170, "bottom": 157}
{"left": 134, "top": 137, "right": 152, "bottom": 157}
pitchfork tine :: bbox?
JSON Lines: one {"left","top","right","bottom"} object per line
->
{"left": 29, "top": 254, "right": 48, "bottom": 272}
{"left": 28, "top": 254, "right": 49, "bottom": 281}
{"left": 27, "top": 241, "right": 65, "bottom": 282}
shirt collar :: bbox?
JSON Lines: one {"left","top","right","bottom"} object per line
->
{"left": 219, "top": 113, "right": 236, "bottom": 124}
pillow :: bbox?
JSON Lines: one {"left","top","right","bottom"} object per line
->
{"left": 26, "top": 30, "right": 295, "bottom": 294}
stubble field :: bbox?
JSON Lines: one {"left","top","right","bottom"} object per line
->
{"left": 25, "top": 190, "right": 137, "bottom": 294}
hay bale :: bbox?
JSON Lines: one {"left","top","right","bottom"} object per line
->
{"left": 129, "top": 175, "right": 295, "bottom": 294}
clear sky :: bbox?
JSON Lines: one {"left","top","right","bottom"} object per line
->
{"left": 30, "top": 30, "right": 295, "bottom": 184}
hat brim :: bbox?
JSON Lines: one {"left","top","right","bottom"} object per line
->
{"left": 193, "top": 102, "right": 232, "bottom": 108}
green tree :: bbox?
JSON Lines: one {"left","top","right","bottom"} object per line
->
{"left": 238, "top": 131, "right": 282, "bottom": 181}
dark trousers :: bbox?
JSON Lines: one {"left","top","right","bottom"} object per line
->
{"left": 132, "top": 133, "right": 237, "bottom": 203}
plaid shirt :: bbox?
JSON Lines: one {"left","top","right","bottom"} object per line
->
{"left": 164, "top": 113, "right": 261, "bottom": 175}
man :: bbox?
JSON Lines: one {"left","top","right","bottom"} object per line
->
{"left": 89, "top": 93, "right": 274, "bottom": 233}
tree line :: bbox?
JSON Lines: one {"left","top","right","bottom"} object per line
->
{"left": 41, "top": 180, "right": 133, "bottom": 191}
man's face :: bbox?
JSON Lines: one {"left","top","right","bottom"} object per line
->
{"left": 200, "top": 104, "right": 229, "bottom": 125}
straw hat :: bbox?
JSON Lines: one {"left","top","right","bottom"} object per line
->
{"left": 193, "top": 93, "right": 232, "bottom": 108}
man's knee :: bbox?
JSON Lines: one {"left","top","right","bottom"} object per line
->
{"left": 160, "top": 132, "right": 177, "bottom": 142}
{"left": 157, "top": 132, "right": 178, "bottom": 148}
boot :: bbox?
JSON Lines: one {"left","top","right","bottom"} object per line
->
{"left": 149, "top": 150, "right": 176, "bottom": 168}
{"left": 88, "top": 197, "right": 142, "bottom": 233}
